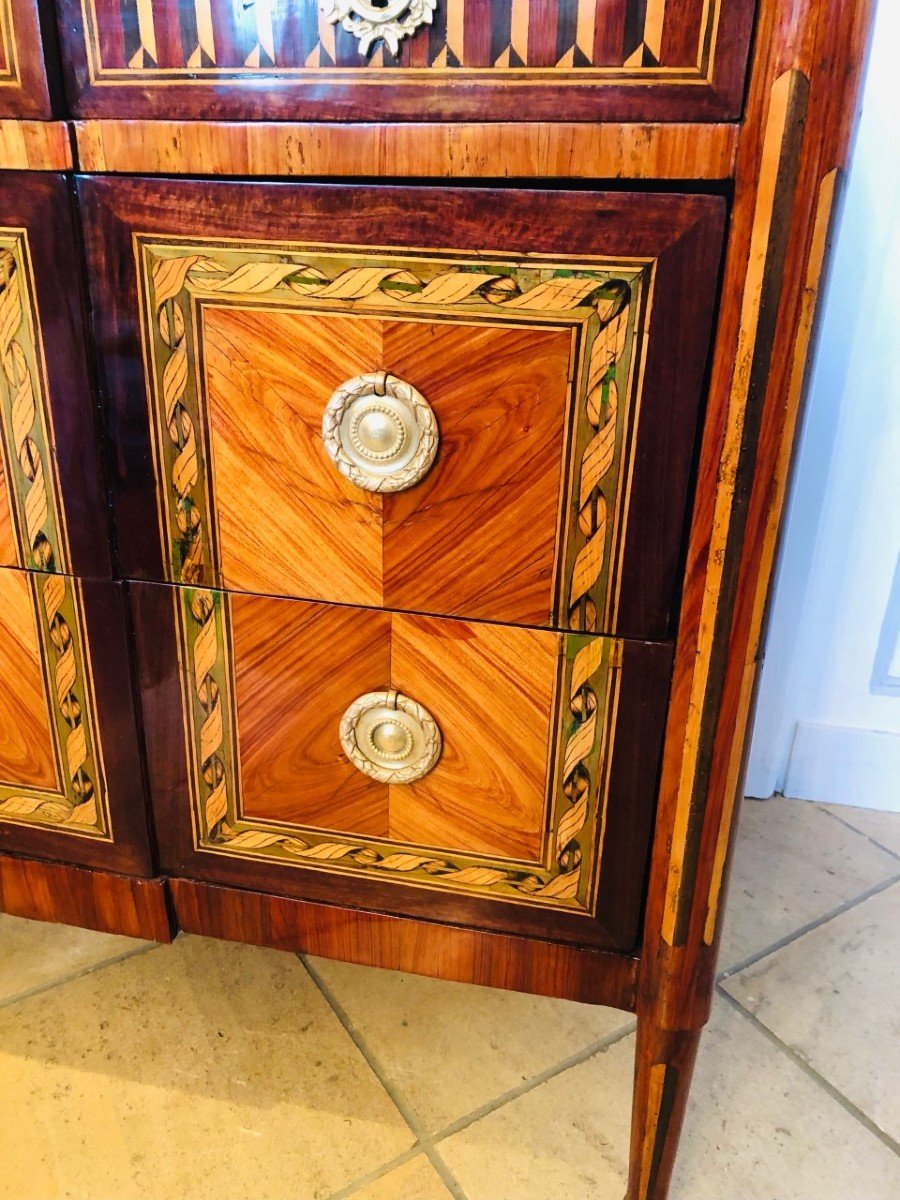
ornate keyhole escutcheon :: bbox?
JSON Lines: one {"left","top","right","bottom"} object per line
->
{"left": 320, "top": 0, "right": 438, "bottom": 57}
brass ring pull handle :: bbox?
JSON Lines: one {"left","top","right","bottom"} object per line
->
{"left": 322, "top": 372, "right": 439, "bottom": 493}
{"left": 339, "top": 690, "right": 442, "bottom": 784}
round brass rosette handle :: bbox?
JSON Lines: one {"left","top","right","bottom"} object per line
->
{"left": 339, "top": 690, "right": 442, "bottom": 784}
{"left": 321, "top": 371, "right": 439, "bottom": 493}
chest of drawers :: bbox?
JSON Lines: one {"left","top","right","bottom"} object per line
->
{"left": 0, "top": 2, "right": 873, "bottom": 1195}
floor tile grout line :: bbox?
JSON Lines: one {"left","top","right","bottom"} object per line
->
{"left": 717, "top": 867, "right": 900, "bottom": 982}
{"left": 431, "top": 1018, "right": 638, "bottom": 1145}
{"left": 0, "top": 941, "right": 162, "bottom": 1012}
{"left": 819, "top": 803, "right": 900, "bottom": 862}
{"left": 325, "top": 1145, "right": 427, "bottom": 1200}
{"left": 717, "top": 986, "right": 900, "bottom": 1160}
{"left": 301, "top": 956, "right": 471, "bottom": 1200}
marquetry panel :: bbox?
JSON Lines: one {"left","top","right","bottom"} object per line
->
{"left": 0, "top": 0, "right": 54, "bottom": 117}
{"left": 0, "top": 565, "right": 110, "bottom": 839}
{"left": 86, "top": 180, "right": 725, "bottom": 642}
{"left": 140, "top": 580, "right": 631, "bottom": 916}
{"left": 0, "top": 220, "right": 117, "bottom": 844}
{"left": 138, "top": 236, "right": 648, "bottom": 633}
{"left": 0, "top": 175, "right": 112, "bottom": 579}
{"left": 59, "top": 0, "right": 755, "bottom": 119}
{"left": 0, "top": 227, "right": 70, "bottom": 576}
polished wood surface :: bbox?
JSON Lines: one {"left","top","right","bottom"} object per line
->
{"left": 204, "top": 305, "right": 571, "bottom": 626}
{"left": 172, "top": 876, "right": 639, "bottom": 1009}
{"left": 233, "top": 595, "right": 558, "bottom": 862}
{"left": 390, "top": 612, "right": 557, "bottom": 859}
{"left": 233, "top": 594, "right": 391, "bottom": 836}
{"left": 629, "top": 1, "right": 874, "bottom": 1195}
{"left": 0, "top": 853, "right": 173, "bottom": 941}
{"left": 133, "top": 578, "right": 672, "bottom": 950}
{"left": 82, "top": 179, "right": 724, "bottom": 643}
{"left": 205, "top": 307, "right": 383, "bottom": 610}
{"left": 59, "top": 0, "right": 755, "bottom": 121}
{"left": 0, "top": 0, "right": 56, "bottom": 117}
{"left": 0, "top": 3, "right": 874, "bottom": 1194}
{"left": 0, "top": 577, "right": 155, "bottom": 877}
{"left": 0, "top": 173, "right": 112, "bottom": 579}
{"left": 0, "top": 120, "right": 71, "bottom": 169}
{"left": 0, "top": 567, "right": 57, "bottom": 790}
{"left": 73, "top": 119, "right": 739, "bottom": 179}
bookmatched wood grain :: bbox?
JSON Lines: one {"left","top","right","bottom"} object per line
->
{"left": 0, "top": 853, "right": 173, "bottom": 941}
{"left": 57, "top": 0, "right": 756, "bottom": 121}
{"left": 81, "top": 179, "right": 725, "bottom": 643}
{"left": 132, "top": 578, "right": 673, "bottom": 951}
{"left": 0, "top": 567, "right": 57, "bottom": 791}
{"left": 72, "top": 120, "right": 740, "bottom": 180}
{"left": 204, "top": 304, "right": 572, "bottom": 625}
{"left": 223, "top": 593, "right": 558, "bottom": 861}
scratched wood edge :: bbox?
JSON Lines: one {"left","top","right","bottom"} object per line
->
{"left": 628, "top": 2, "right": 875, "bottom": 1197}
{"left": 72, "top": 119, "right": 738, "bottom": 180}
{"left": 0, "top": 120, "right": 72, "bottom": 170}
{"left": 169, "top": 876, "right": 640, "bottom": 1009}
{"left": 0, "top": 851, "right": 174, "bottom": 941}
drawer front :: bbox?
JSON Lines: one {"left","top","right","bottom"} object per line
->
{"left": 0, "top": 566, "right": 154, "bottom": 874}
{"left": 82, "top": 177, "right": 724, "bottom": 642}
{"left": 58, "top": 0, "right": 755, "bottom": 121}
{"left": 0, "top": 173, "right": 112, "bottom": 579}
{"left": 0, "top": 0, "right": 55, "bottom": 117}
{"left": 133, "top": 580, "right": 671, "bottom": 949}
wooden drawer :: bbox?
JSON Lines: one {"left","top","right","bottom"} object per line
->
{"left": 133, "top": 579, "right": 671, "bottom": 949}
{"left": 0, "top": 0, "right": 57, "bottom": 116}
{"left": 0, "top": 172, "right": 111, "bottom": 579}
{"left": 57, "top": 0, "right": 756, "bottom": 121}
{"left": 82, "top": 177, "right": 724, "bottom": 642}
{"left": 0, "top": 566, "right": 154, "bottom": 874}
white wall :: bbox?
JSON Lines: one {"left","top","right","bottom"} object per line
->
{"left": 745, "top": 0, "right": 900, "bottom": 812}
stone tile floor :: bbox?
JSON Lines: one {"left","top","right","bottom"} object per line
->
{"left": 0, "top": 796, "right": 898, "bottom": 1199}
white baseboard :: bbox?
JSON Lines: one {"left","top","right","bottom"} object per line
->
{"left": 783, "top": 721, "right": 900, "bottom": 812}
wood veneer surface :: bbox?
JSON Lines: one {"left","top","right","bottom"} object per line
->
{"left": 204, "top": 306, "right": 572, "bottom": 626}
{"left": 232, "top": 595, "right": 556, "bottom": 862}
{"left": 73, "top": 119, "right": 740, "bottom": 179}
{"left": 0, "top": 569, "right": 56, "bottom": 791}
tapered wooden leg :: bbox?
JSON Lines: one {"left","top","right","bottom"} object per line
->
{"left": 625, "top": 1012, "right": 702, "bottom": 1200}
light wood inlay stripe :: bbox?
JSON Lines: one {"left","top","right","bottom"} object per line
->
{"left": 663, "top": 69, "right": 805, "bottom": 946}
{"left": 703, "top": 168, "right": 840, "bottom": 945}
{"left": 73, "top": 120, "right": 738, "bottom": 180}
{"left": 643, "top": 0, "right": 667, "bottom": 60}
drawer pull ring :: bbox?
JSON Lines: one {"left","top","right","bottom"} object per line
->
{"left": 320, "top": 0, "right": 437, "bottom": 57}
{"left": 340, "top": 690, "right": 442, "bottom": 783}
{"left": 322, "top": 371, "right": 439, "bottom": 493}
